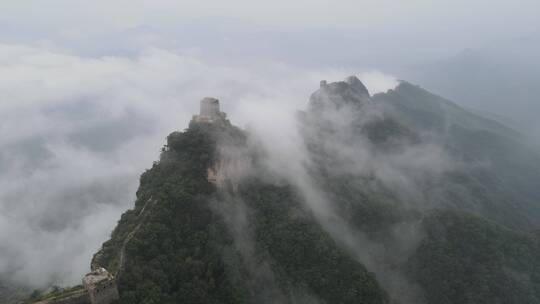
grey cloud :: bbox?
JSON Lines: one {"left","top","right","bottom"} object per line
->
{"left": 227, "top": 77, "right": 455, "bottom": 303}
{"left": 0, "top": 43, "right": 397, "bottom": 289}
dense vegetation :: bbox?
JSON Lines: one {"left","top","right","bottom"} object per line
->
{"left": 91, "top": 120, "right": 388, "bottom": 303}
{"left": 299, "top": 78, "right": 540, "bottom": 303}
{"left": 51, "top": 77, "right": 540, "bottom": 303}
{"left": 373, "top": 82, "right": 540, "bottom": 230}
{"left": 94, "top": 124, "right": 247, "bottom": 304}
{"left": 234, "top": 181, "right": 387, "bottom": 304}
{"left": 409, "top": 210, "right": 540, "bottom": 304}
{"left": 24, "top": 285, "right": 86, "bottom": 303}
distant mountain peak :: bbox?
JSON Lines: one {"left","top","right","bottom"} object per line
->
{"left": 310, "top": 76, "right": 371, "bottom": 111}
{"left": 345, "top": 75, "right": 370, "bottom": 93}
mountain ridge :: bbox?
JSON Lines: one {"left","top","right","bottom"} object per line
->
{"left": 23, "top": 76, "right": 540, "bottom": 304}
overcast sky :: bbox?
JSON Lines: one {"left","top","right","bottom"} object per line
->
{"left": 1, "top": 1, "right": 538, "bottom": 59}
{"left": 2, "top": 0, "right": 539, "bottom": 31}
{"left": 0, "top": 0, "right": 539, "bottom": 289}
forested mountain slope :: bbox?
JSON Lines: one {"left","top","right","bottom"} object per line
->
{"left": 30, "top": 76, "right": 540, "bottom": 304}
{"left": 90, "top": 117, "right": 387, "bottom": 304}
{"left": 373, "top": 82, "right": 540, "bottom": 230}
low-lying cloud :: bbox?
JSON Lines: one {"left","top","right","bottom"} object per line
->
{"left": 0, "top": 42, "right": 399, "bottom": 288}
{"left": 230, "top": 79, "right": 452, "bottom": 303}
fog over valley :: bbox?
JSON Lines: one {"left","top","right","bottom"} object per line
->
{"left": 1, "top": 1, "right": 539, "bottom": 304}
{"left": 0, "top": 45, "right": 399, "bottom": 287}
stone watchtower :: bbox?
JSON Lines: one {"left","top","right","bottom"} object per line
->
{"left": 82, "top": 268, "right": 119, "bottom": 304}
{"left": 193, "top": 97, "right": 225, "bottom": 123}
{"left": 200, "top": 97, "right": 220, "bottom": 118}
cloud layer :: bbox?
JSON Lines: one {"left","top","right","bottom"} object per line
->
{"left": 0, "top": 43, "right": 398, "bottom": 287}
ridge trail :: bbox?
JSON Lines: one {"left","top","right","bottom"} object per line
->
{"left": 116, "top": 196, "right": 155, "bottom": 281}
